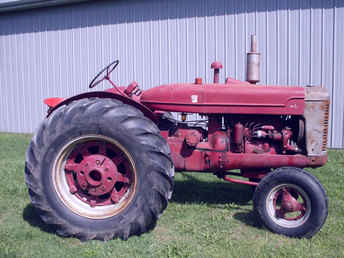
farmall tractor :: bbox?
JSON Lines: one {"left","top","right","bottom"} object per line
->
{"left": 25, "top": 36, "right": 329, "bottom": 241}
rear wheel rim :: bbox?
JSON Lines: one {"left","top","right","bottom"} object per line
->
{"left": 53, "top": 135, "right": 137, "bottom": 219}
{"left": 266, "top": 183, "right": 311, "bottom": 228}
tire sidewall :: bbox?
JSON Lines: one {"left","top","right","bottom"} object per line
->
{"left": 254, "top": 169, "right": 327, "bottom": 238}
{"left": 40, "top": 109, "right": 159, "bottom": 232}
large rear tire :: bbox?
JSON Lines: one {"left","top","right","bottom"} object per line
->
{"left": 253, "top": 167, "right": 328, "bottom": 238}
{"left": 25, "top": 98, "right": 174, "bottom": 241}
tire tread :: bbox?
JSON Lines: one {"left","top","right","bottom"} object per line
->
{"left": 25, "top": 98, "right": 174, "bottom": 241}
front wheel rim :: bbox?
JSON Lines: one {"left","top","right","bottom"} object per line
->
{"left": 266, "top": 183, "right": 311, "bottom": 228}
{"left": 52, "top": 135, "right": 137, "bottom": 219}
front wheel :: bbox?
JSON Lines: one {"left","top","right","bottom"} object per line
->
{"left": 253, "top": 167, "right": 328, "bottom": 238}
{"left": 25, "top": 98, "right": 174, "bottom": 241}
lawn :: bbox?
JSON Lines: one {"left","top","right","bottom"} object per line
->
{"left": 0, "top": 133, "right": 343, "bottom": 257}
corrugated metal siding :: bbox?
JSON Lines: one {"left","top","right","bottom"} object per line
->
{"left": 0, "top": 0, "right": 343, "bottom": 148}
{"left": 0, "top": 0, "right": 90, "bottom": 13}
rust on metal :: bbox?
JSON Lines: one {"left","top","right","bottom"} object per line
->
{"left": 321, "top": 100, "right": 330, "bottom": 151}
{"left": 304, "top": 87, "right": 330, "bottom": 155}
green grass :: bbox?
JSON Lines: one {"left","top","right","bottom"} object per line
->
{"left": 0, "top": 132, "right": 343, "bottom": 258}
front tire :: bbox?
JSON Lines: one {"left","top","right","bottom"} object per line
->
{"left": 253, "top": 167, "right": 328, "bottom": 238}
{"left": 25, "top": 98, "right": 174, "bottom": 241}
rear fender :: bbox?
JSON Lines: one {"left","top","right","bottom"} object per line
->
{"left": 45, "top": 91, "right": 157, "bottom": 122}
{"left": 44, "top": 97, "right": 65, "bottom": 108}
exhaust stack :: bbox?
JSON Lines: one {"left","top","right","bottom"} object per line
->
{"left": 247, "top": 34, "right": 260, "bottom": 84}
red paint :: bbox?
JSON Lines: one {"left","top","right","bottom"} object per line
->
{"left": 44, "top": 97, "right": 65, "bottom": 108}
{"left": 160, "top": 115, "right": 327, "bottom": 174}
{"left": 64, "top": 140, "right": 131, "bottom": 207}
{"left": 195, "top": 77, "right": 203, "bottom": 84}
{"left": 47, "top": 90, "right": 157, "bottom": 122}
{"left": 225, "top": 76, "right": 250, "bottom": 85}
{"left": 244, "top": 141, "right": 277, "bottom": 155}
{"left": 282, "top": 128, "right": 300, "bottom": 153}
{"left": 223, "top": 176, "right": 259, "bottom": 186}
{"left": 141, "top": 84, "right": 304, "bottom": 115}
{"left": 274, "top": 187, "right": 307, "bottom": 220}
{"left": 124, "top": 81, "right": 142, "bottom": 97}
{"left": 185, "top": 130, "right": 202, "bottom": 147}
{"left": 165, "top": 141, "right": 326, "bottom": 171}
{"left": 233, "top": 122, "right": 244, "bottom": 152}
{"left": 261, "top": 125, "right": 275, "bottom": 130}
{"left": 211, "top": 61, "right": 223, "bottom": 83}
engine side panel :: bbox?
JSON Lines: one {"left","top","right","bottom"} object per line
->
{"left": 158, "top": 112, "right": 327, "bottom": 173}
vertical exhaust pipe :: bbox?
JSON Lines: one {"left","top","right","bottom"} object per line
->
{"left": 247, "top": 35, "right": 260, "bottom": 84}
{"left": 211, "top": 61, "right": 223, "bottom": 84}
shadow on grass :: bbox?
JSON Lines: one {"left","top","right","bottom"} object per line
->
{"left": 22, "top": 173, "right": 262, "bottom": 234}
{"left": 22, "top": 204, "right": 57, "bottom": 234}
{"left": 170, "top": 173, "right": 254, "bottom": 205}
{"left": 170, "top": 173, "right": 263, "bottom": 229}
{"left": 233, "top": 211, "right": 262, "bottom": 228}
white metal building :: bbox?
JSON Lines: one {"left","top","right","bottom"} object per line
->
{"left": 0, "top": 0, "right": 343, "bottom": 148}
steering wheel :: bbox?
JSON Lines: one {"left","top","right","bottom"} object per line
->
{"left": 89, "top": 60, "right": 119, "bottom": 89}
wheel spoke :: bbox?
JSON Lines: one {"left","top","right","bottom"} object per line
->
{"left": 69, "top": 185, "right": 78, "bottom": 194}
{"left": 276, "top": 208, "right": 287, "bottom": 219}
{"left": 287, "top": 187, "right": 299, "bottom": 199}
{"left": 98, "top": 141, "right": 107, "bottom": 155}
{"left": 65, "top": 161, "right": 79, "bottom": 172}
{"left": 90, "top": 199, "right": 97, "bottom": 208}
{"left": 80, "top": 142, "right": 97, "bottom": 156}
{"left": 112, "top": 154, "right": 125, "bottom": 166}
{"left": 65, "top": 171, "right": 78, "bottom": 194}
{"left": 281, "top": 188, "right": 300, "bottom": 212}
{"left": 111, "top": 190, "right": 122, "bottom": 203}
{"left": 272, "top": 186, "right": 309, "bottom": 221}
{"left": 77, "top": 171, "right": 88, "bottom": 190}
{"left": 116, "top": 174, "right": 130, "bottom": 184}
{"left": 68, "top": 145, "right": 84, "bottom": 163}
{"left": 299, "top": 203, "right": 307, "bottom": 215}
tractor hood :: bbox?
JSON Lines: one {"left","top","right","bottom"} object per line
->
{"left": 141, "top": 83, "right": 305, "bottom": 115}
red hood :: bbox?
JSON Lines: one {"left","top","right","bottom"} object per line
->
{"left": 141, "top": 83, "right": 305, "bottom": 115}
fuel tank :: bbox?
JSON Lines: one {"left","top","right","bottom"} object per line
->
{"left": 141, "top": 83, "right": 305, "bottom": 115}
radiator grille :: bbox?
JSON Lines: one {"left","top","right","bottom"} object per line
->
{"left": 322, "top": 101, "right": 329, "bottom": 151}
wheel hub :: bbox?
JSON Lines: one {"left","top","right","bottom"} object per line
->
{"left": 280, "top": 189, "right": 301, "bottom": 212}
{"left": 76, "top": 154, "right": 118, "bottom": 196}
{"left": 271, "top": 186, "right": 308, "bottom": 222}
{"left": 63, "top": 140, "right": 132, "bottom": 207}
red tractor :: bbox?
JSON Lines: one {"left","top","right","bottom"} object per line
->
{"left": 25, "top": 37, "right": 329, "bottom": 240}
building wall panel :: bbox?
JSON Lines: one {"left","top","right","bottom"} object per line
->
{"left": 0, "top": 0, "right": 343, "bottom": 147}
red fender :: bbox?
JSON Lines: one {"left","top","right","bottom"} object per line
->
{"left": 44, "top": 97, "right": 65, "bottom": 108}
{"left": 45, "top": 91, "right": 157, "bottom": 122}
